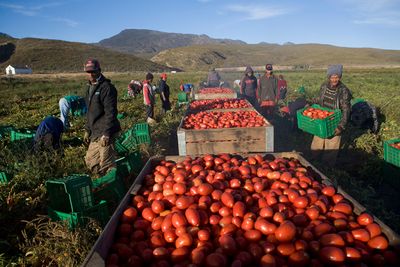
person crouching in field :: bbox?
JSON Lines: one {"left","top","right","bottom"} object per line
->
{"left": 59, "top": 95, "right": 87, "bottom": 130}
{"left": 159, "top": 73, "right": 171, "bottom": 114}
{"left": 33, "top": 116, "right": 64, "bottom": 153}
{"left": 82, "top": 58, "right": 121, "bottom": 177}
{"left": 311, "top": 64, "right": 352, "bottom": 167}
{"left": 143, "top": 72, "right": 156, "bottom": 124}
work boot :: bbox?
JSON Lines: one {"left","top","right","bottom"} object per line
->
{"left": 147, "top": 117, "right": 157, "bottom": 125}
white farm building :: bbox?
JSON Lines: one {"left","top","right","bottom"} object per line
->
{"left": 5, "top": 65, "right": 32, "bottom": 75}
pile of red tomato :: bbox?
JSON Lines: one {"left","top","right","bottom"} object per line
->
{"left": 106, "top": 154, "right": 399, "bottom": 267}
{"left": 182, "top": 111, "right": 266, "bottom": 130}
{"left": 198, "top": 88, "right": 234, "bottom": 94}
{"left": 302, "top": 107, "right": 335, "bottom": 120}
{"left": 390, "top": 142, "right": 400, "bottom": 150}
{"left": 189, "top": 99, "right": 251, "bottom": 111}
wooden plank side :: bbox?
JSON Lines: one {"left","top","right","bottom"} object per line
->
{"left": 185, "top": 139, "right": 268, "bottom": 155}
{"left": 194, "top": 92, "right": 237, "bottom": 100}
{"left": 183, "top": 126, "right": 269, "bottom": 142}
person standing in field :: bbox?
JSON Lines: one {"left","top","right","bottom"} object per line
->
{"left": 207, "top": 68, "right": 221, "bottom": 88}
{"left": 257, "top": 64, "right": 278, "bottom": 119}
{"left": 82, "top": 58, "right": 121, "bottom": 177}
{"left": 277, "top": 74, "right": 288, "bottom": 101}
{"left": 158, "top": 73, "right": 171, "bottom": 114}
{"left": 240, "top": 66, "right": 258, "bottom": 106}
{"left": 311, "top": 64, "right": 352, "bottom": 167}
{"left": 143, "top": 72, "right": 156, "bottom": 124}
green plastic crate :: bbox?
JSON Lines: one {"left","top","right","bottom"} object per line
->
{"left": 297, "top": 104, "right": 341, "bottom": 138}
{"left": 46, "top": 175, "right": 94, "bottom": 213}
{"left": 115, "top": 123, "right": 151, "bottom": 154}
{"left": 116, "top": 151, "right": 143, "bottom": 178}
{"left": 115, "top": 130, "right": 138, "bottom": 155}
{"left": 0, "top": 125, "right": 15, "bottom": 139}
{"left": 0, "top": 171, "right": 12, "bottom": 184}
{"left": 134, "top": 122, "right": 149, "bottom": 136}
{"left": 48, "top": 200, "right": 109, "bottom": 230}
{"left": 10, "top": 129, "right": 36, "bottom": 142}
{"left": 92, "top": 169, "right": 126, "bottom": 212}
{"left": 384, "top": 139, "right": 400, "bottom": 168}
{"left": 178, "top": 92, "right": 189, "bottom": 103}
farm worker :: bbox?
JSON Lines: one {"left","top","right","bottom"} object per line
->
{"left": 207, "top": 68, "right": 221, "bottom": 88}
{"left": 82, "top": 58, "right": 121, "bottom": 177}
{"left": 143, "top": 72, "right": 156, "bottom": 124}
{"left": 351, "top": 100, "right": 379, "bottom": 134}
{"left": 240, "top": 66, "right": 258, "bottom": 107}
{"left": 59, "top": 95, "right": 87, "bottom": 129}
{"left": 33, "top": 116, "right": 64, "bottom": 152}
{"left": 311, "top": 64, "right": 352, "bottom": 167}
{"left": 127, "top": 80, "right": 142, "bottom": 98}
{"left": 233, "top": 79, "right": 241, "bottom": 90}
{"left": 257, "top": 64, "right": 278, "bottom": 119}
{"left": 158, "top": 73, "right": 171, "bottom": 114}
{"left": 277, "top": 74, "right": 288, "bottom": 100}
{"left": 180, "top": 83, "right": 193, "bottom": 93}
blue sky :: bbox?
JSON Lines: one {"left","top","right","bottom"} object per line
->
{"left": 0, "top": 0, "right": 399, "bottom": 50}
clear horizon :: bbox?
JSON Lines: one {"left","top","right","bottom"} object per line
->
{"left": 1, "top": 0, "right": 399, "bottom": 50}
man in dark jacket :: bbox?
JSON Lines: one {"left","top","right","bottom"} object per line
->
{"left": 240, "top": 66, "right": 258, "bottom": 106}
{"left": 258, "top": 64, "right": 278, "bottom": 118}
{"left": 311, "top": 64, "right": 352, "bottom": 167}
{"left": 351, "top": 100, "right": 379, "bottom": 133}
{"left": 159, "top": 73, "right": 171, "bottom": 114}
{"left": 83, "top": 58, "right": 121, "bottom": 177}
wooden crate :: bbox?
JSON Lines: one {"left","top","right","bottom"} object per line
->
{"left": 177, "top": 108, "right": 274, "bottom": 155}
{"left": 187, "top": 98, "right": 253, "bottom": 113}
{"left": 193, "top": 89, "right": 237, "bottom": 100}
{"left": 82, "top": 152, "right": 400, "bottom": 267}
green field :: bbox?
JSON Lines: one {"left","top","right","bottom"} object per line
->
{"left": 0, "top": 69, "right": 399, "bottom": 266}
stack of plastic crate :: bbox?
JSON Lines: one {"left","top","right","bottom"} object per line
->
{"left": 46, "top": 175, "right": 109, "bottom": 229}
{"left": 115, "top": 122, "right": 151, "bottom": 155}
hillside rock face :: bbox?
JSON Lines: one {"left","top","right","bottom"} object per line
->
{"left": 0, "top": 42, "right": 15, "bottom": 63}
{"left": 97, "top": 29, "right": 246, "bottom": 54}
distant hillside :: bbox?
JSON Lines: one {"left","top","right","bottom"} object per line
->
{"left": 0, "top": 37, "right": 172, "bottom": 73}
{"left": 96, "top": 29, "right": 246, "bottom": 56}
{"left": 151, "top": 43, "right": 400, "bottom": 71}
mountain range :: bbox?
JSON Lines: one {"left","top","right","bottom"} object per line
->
{"left": 1, "top": 29, "right": 400, "bottom": 73}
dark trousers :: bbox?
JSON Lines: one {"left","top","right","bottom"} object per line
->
{"left": 146, "top": 104, "right": 154, "bottom": 119}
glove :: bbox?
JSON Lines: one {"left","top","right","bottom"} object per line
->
{"left": 334, "top": 127, "right": 343, "bottom": 136}
{"left": 100, "top": 135, "right": 110, "bottom": 147}
{"left": 83, "top": 131, "right": 90, "bottom": 144}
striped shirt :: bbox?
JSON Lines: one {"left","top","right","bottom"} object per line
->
{"left": 322, "top": 86, "right": 337, "bottom": 109}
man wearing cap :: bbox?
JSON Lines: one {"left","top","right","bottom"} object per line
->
{"left": 240, "top": 66, "right": 258, "bottom": 106}
{"left": 159, "top": 73, "right": 171, "bottom": 114}
{"left": 311, "top": 64, "right": 352, "bottom": 167}
{"left": 83, "top": 58, "right": 121, "bottom": 177}
{"left": 258, "top": 64, "right": 278, "bottom": 118}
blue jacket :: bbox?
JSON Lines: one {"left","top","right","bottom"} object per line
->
{"left": 34, "top": 116, "right": 64, "bottom": 149}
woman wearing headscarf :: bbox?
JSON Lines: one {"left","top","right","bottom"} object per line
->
{"left": 311, "top": 64, "right": 352, "bottom": 167}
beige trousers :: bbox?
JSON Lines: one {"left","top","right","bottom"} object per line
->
{"left": 85, "top": 139, "right": 117, "bottom": 176}
{"left": 311, "top": 135, "right": 341, "bottom": 167}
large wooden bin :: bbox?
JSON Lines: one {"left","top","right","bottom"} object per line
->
{"left": 82, "top": 152, "right": 400, "bottom": 267}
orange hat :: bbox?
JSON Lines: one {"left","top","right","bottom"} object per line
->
{"left": 160, "top": 73, "right": 167, "bottom": 79}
